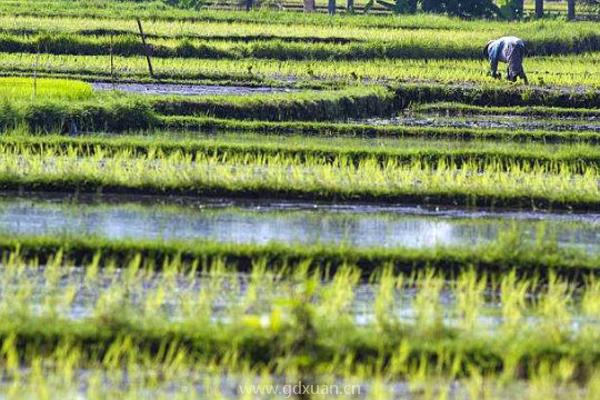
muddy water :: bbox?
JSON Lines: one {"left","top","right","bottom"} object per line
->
{"left": 92, "top": 82, "right": 293, "bottom": 96}
{"left": 361, "top": 115, "right": 600, "bottom": 132}
{"left": 0, "top": 196, "right": 599, "bottom": 251}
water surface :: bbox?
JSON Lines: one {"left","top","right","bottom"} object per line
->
{"left": 92, "top": 82, "right": 293, "bottom": 96}
{"left": 0, "top": 195, "right": 598, "bottom": 251}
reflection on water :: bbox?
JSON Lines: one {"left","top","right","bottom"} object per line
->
{"left": 0, "top": 197, "right": 598, "bottom": 251}
{"left": 92, "top": 82, "right": 293, "bottom": 96}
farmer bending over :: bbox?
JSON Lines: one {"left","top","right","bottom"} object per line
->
{"left": 483, "top": 36, "right": 528, "bottom": 84}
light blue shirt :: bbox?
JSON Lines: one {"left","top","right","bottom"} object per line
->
{"left": 488, "top": 36, "right": 526, "bottom": 75}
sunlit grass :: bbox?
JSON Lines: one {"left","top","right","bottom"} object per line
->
{"left": 0, "top": 145, "right": 595, "bottom": 207}
{"left": 0, "top": 77, "right": 92, "bottom": 101}
{"left": 2, "top": 131, "right": 600, "bottom": 172}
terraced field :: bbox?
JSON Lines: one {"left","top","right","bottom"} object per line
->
{"left": 2, "top": 1, "right": 600, "bottom": 398}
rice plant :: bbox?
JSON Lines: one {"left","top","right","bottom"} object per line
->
{"left": 0, "top": 77, "right": 92, "bottom": 101}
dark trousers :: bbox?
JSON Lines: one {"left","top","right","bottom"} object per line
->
{"left": 506, "top": 44, "right": 526, "bottom": 81}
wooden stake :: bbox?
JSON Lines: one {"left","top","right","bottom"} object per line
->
{"left": 136, "top": 18, "right": 154, "bottom": 79}
{"left": 304, "top": 0, "right": 316, "bottom": 12}
{"left": 32, "top": 43, "right": 40, "bottom": 102}
{"left": 535, "top": 0, "right": 543, "bottom": 18}
{"left": 347, "top": 0, "right": 354, "bottom": 12}
{"left": 110, "top": 34, "right": 115, "bottom": 89}
{"left": 328, "top": 0, "right": 336, "bottom": 15}
{"left": 567, "top": 0, "right": 575, "bottom": 20}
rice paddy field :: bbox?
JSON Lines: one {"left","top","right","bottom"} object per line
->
{"left": 2, "top": 0, "right": 600, "bottom": 398}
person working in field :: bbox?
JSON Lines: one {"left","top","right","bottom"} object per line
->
{"left": 483, "top": 36, "right": 528, "bottom": 84}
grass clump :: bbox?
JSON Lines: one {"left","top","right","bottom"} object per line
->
{"left": 0, "top": 97, "right": 158, "bottom": 133}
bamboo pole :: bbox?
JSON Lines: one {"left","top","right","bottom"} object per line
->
{"left": 136, "top": 18, "right": 154, "bottom": 79}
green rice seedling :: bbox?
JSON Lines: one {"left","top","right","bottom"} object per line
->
{"left": 316, "top": 264, "right": 360, "bottom": 323}
{"left": 454, "top": 268, "right": 487, "bottom": 332}
{"left": 535, "top": 272, "right": 574, "bottom": 341}
{"left": 5, "top": 21, "right": 600, "bottom": 61}
{"left": 581, "top": 277, "right": 600, "bottom": 321}
{"left": 2, "top": 251, "right": 600, "bottom": 394}
{"left": 3, "top": 5, "right": 600, "bottom": 46}
{"left": 2, "top": 135, "right": 600, "bottom": 207}
{"left": 412, "top": 102, "right": 600, "bottom": 119}
{"left": 161, "top": 115, "right": 600, "bottom": 144}
{"left": 412, "top": 270, "right": 444, "bottom": 335}
{"left": 4, "top": 50, "right": 600, "bottom": 89}
{"left": 0, "top": 77, "right": 92, "bottom": 101}
{"left": 373, "top": 265, "right": 402, "bottom": 329}
{"left": 499, "top": 271, "right": 531, "bottom": 334}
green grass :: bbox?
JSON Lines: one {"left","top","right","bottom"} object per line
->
{"left": 0, "top": 77, "right": 92, "bottom": 100}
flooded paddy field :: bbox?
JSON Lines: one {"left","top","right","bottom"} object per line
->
{"left": 91, "top": 82, "right": 294, "bottom": 96}
{"left": 360, "top": 114, "right": 600, "bottom": 132}
{"left": 0, "top": 195, "right": 598, "bottom": 252}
